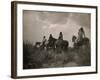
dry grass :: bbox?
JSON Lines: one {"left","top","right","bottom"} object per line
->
{"left": 23, "top": 42, "right": 91, "bottom": 69}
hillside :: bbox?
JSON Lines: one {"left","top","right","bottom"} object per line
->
{"left": 23, "top": 42, "right": 90, "bottom": 69}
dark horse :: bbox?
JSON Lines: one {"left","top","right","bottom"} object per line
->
{"left": 47, "top": 36, "right": 69, "bottom": 52}
{"left": 55, "top": 39, "right": 69, "bottom": 53}
{"left": 47, "top": 37, "right": 57, "bottom": 50}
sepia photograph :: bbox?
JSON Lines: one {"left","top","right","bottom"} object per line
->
{"left": 23, "top": 10, "right": 91, "bottom": 69}
{"left": 11, "top": 1, "right": 97, "bottom": 78}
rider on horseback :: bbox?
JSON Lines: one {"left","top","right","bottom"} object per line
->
{"left": 72, "top": 27, "right": 86, "bottom": 48}
{"left": 49, "top": 34, "right": 53, "bottom": 41}
{"left": 77, "top": 27, "right": 85, "bottom": 42}
{"left": 41, "top": 36, "right": 47, "bottom": 49}
{"left": 48, "top": 34, "right": 56, "bottom": 49}
{"left": 58, "top": 32, "right": 63, "bottom": 40}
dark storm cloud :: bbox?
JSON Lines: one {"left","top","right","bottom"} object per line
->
{"left": 37, "top": 11, "right": 70, "bottom": 24}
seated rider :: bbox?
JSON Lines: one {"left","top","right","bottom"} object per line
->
{"left": 49, "top": 34, "right": 53, "bottom": 42}
{"left": 72, "top": 35, "right": 77, "bottom": 43}
{"left": 58, "top": 32, "right": 63, "bottom": 40}
{"left": 72, "top": 35, "right": 78, "bottom": 48}
{"left": 42, "top": 36, "right": 47, "bottom": 47}
{"left": 77, "top": 27, "right": 85, "bottom": 42}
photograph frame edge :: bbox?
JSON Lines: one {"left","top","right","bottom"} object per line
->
{"left": 11, "top": 1, "right": 98, "bottom": 79}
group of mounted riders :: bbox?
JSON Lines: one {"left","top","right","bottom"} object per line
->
{"left": 35, "top": 27, "right": 89, "bottom": 51}
{"left": 40, "top": 32, "right": 68, "bottom": 51}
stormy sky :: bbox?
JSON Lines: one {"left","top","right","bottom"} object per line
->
{"left": 23, "top": 10, "right": 91, "bottom": 47}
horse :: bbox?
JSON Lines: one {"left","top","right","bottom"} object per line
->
{"left": 72, "top": 35, "right": 90, "bottom": 48}
{"left": 35, "top": 41, "right": 48, "bottom": 50}
{"left": 55, "top": 39, "right": 69, "bottom": 53}
{"left": 35, "top": 42, "right": 41, "bottom": 48}
{"left": 46, "top": 37, "right": 57, "bottom": 50}
{"left": 37, "top": 34, "right": 69, "bottom": 52}
{"left": 35, "top": 37, "right": 56, "bottom": 50}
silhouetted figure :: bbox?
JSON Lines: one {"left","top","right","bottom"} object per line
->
{"left": 72, "top": 35, "right": 77, "bottom": 43}
{"left": 78, "top": 27, "right": 85, "bottom": 42}
{"left": 41, "top": 36, "right": 47, "bottom": 49}
{"left": 47, "top": 34, "right": 56, "bottom": 49}
{"left": 72, "top": 27, "right": 88, "bottom": 48}
{"left": 72, "top": 35, "right": 78, "bottom": 48}
{"left": 49, "top": 34, "right": 53, "bottom": 41}
{"left": 58, "top": 32, "right": 63, "bottom": 40}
